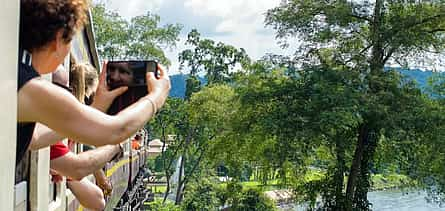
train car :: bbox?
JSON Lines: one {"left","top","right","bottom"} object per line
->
{"left": 1, "top": 5, "right": 153, "bottom": 211}
{"left": 103, "top": 142, "right": 131, "bottom": 211}
{"left": 111, "top": 130, "right": 152, "bottom": 211}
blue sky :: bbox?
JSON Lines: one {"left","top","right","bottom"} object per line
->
{"left": 99, "top": 0, "right": 298, "bottom": 74}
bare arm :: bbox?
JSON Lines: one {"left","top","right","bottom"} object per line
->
{"left": 29, "top": 71, "right": 128, "bottom": 150}
{"left": 50, "top": 145, "right": 121, "bottom": 180}
{"left": 67, "top": 178, "right": 105, "bottom": 211}
{"left": 18, "top": 66, "right": 170, "bottom": 146}
{"left": 29, "top": 123, "right": 63, "bottom": 150}
{"left": 94, "top": 169, "right": 112, "bottom": 195}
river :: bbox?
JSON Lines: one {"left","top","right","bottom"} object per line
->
{"left": 368, "top": 190, "right": 445, "bottom": 211}
{"left": 278, "top": 190, "right": 445, "bottom": 211}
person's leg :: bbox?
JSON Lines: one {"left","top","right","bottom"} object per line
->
{"left": 67, "top": 178, "right": 106, "bottom": 211}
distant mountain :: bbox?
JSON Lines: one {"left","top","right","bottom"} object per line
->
{"left": 169, "top": 74, "right": 188, "bottom": 98}
{"left": 169, "top": 70, "right": 443, "bottom": 98}
{"left": 394, "top": 69, "right": 437, "bottom": 90}
{"left": 169, "top": 74, "right": 206, "bottom": 98}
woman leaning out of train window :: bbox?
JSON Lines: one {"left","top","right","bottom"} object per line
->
{"left": 48, "top": 64, "right": 113, "bottom": 211}
{"left": 17, "top": 0, "right": 170, "bottom": 164}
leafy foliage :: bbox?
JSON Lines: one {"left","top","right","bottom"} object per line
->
{"left": 265, "top": 1, "right": 445, "bottom": 209}
{"left": 146, "top": 199, "right": 181, "bottom": 211}
{"left": 92, "top": 4, "right": 182, "bottom": 65}
{"left": 232, "top": 189, "right": 277, "bottom": 211}
{"left": 91, "top": 2, "right": 445, "bottom": 210}
{"left": 181, "top": 178, "right": 220, "bottom": 211}
{"left": 179, "top": 29, "right": 250, "bottom": 84}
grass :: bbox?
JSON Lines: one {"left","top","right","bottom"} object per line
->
{"left": 241, "top": 180, "right": 281, "bottom": 191}
{"left": 149, "top": 171, "right": 415, "bottom": 196}
{"left": 371, "top": 173, "right": 417, "bottom": 191}
{"left": 147, "top": 185, "right": 167, "bottom": 194}
{"left": 226, "top": 170, "right": 416, "bottom": 193}
{"left": 219, "top": 169, "right": 326, "bottom": 192}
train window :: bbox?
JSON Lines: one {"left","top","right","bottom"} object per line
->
{"left": 15, "top": 152, "right": 30, "bottom": 184}
{"left": 49, "top": 181, "right": 55, "bottom": 203}
{"left": 77, "top": 143, "right": 83, "bottom": 153}
{"left": 14, "top": 182, "right": 27, "bottom": 211}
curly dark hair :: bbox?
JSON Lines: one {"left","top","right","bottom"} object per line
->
{"left": 20, "top": 0, "right": 90, "bottom": 51}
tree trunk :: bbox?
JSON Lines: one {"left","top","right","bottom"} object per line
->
{"left": 353, "top": 132, "right": 377, "bottom": 211}
{"left": 175, "top": 130, "right": 193, "bottom": 205}
{"left": 175, "top": 156, "right": 185, "bottom": 204}
{"left": 345, "top": 0, "right": 385, "bottom": 208}
{"left": 160, "top": 124, "right": 169, "bottom": 203}
{"left": 334, "top": 137, "right": 346, "bottom": 210}
{"left": 162, "top": 138, "right": 184, "bottom": 204}
{"left": 163, "top": 174, "right": 171, "bottom": 203}
{"left": 345, "top": 124, "right": 369, "bottom": 209}
{"left": 369, "top": 0, "right": 385, "bottom": 79}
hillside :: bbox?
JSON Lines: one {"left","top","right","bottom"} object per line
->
{"left": 169, "top": 70, "right": 442, "bottom": 98}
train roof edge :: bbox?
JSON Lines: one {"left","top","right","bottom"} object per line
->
{"left": 85, "top": 10, "right": 101, "bottom": 70}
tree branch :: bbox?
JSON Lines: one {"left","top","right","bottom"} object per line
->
{"left": 383, "top": 46, "right": 398, "bottom": 64}
{"left": 427, "top": 28, "right": 445, "bottom": 34}
{"left": 342, "top": 44, "right": 373, "bottom": 65}
{"left": 349, "top": 13, "right": 372, "bottom": 22}
{"left": 181, "top": 146, "right": 206, "bottom": 188}
{"left": 389, "top": 14, "right": 445, "bottom": 41}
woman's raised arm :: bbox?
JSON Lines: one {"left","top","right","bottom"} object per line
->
{"left": 18, "top": 67, "right": 170, "bottom": 146}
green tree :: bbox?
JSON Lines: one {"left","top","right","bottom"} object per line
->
{"left": 232, "top": 189, "right": 277, "bottom": 211}
{"left": 179, "top": 29, "right": 250, "bottom": 85}
{"left": 427, "top": 73, "right": 445, "bottom": 103}
{"left": 150, "top": 98, "right": 187, "bottom": 203}
{"left": 146, "top": 199, "right": 181, "bottom": 211}
{"left": 173, "top": 85, "right": 238, "bottom": 204}
{"left": 181, "top": 178, "right": 220, "bottom": 211}
{"left": 92, "top": 4, "right": 182, "bottom": 65}
{"left": 266, "top": 1, "right": 445, "bottom": 209}
{"left": 91, "top": 4, "right": 128, "bottom": 60}
{"left": 234, "top": 61, "right": 363, "bottom": 209}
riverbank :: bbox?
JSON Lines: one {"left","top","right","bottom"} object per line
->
{"left": 239, "top": 173, "right": 415, "bottom": 193}
{"left": 264, "top": 189, "right": 294, "bottom": 204}
{"left": 371, "top": 173, "right": 417, "bottom": 191}
{"left": 248, "top": 173, "right": 417, "bottom": 205}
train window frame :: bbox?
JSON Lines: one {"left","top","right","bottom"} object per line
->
{"left": 4, "top": 1, "right": 20, "bottom": 210}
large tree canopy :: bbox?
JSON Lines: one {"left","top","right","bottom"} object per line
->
{"left": 92, "top": 4, "right": 182, "bottom": 65}
{"left": 266, "top": 0, "right": 445, "bottom": 69}
{"left": 266, "top": 1, "right": 445, "bottom": 210}
{"left": 179, "top": 29, "right": 250, "bottom": 85}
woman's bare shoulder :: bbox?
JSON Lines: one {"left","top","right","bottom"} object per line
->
{"left": 17, "top": 78, "right": 80, "bottom": 122}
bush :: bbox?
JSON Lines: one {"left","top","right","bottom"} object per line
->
{"left": 232, "top": 189, "right": 277, "bottom": 211}
{"left": 145, "top": 199, "right": 181, "bottom": 211}
{"left": 182, "top": 178, "right": 220, "bottom": 211}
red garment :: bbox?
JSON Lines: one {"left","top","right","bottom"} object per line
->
{"left": 50, "top": 141, "right": 74, "bottom": 182}
{"left": 132, "top": 140, "right": 141, "bottom": 150}
{"left": 50, "top": 141, "right": 70, "bottom": 160}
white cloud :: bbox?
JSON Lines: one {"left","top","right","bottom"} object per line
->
{"left": 179, "top": 0, "right": 295, "bottom": 63}
{"left": 184, "top": 0, "right": 279, "bottom": 34}
{"left": 99, "top": 0, "right": 299, "bottom": 74}
{"left": 104, "top": 0, "right": 164, "bottom": 19}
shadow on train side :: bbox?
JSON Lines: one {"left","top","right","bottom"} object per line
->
{"left": 104, "top": 142, "right": 155, "bottom": 211}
